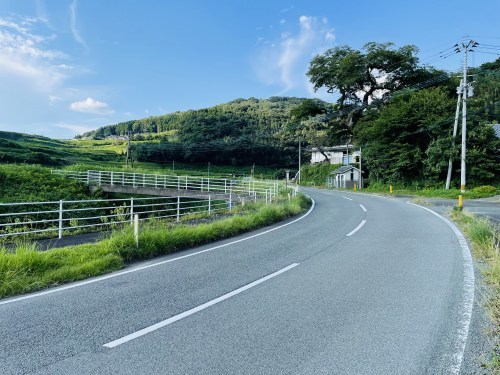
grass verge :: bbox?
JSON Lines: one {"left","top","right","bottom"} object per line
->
{"left": 0, "top": 193, "right": 310, "bottom": 299}
{"left": 363, "top": 183, "right": 499, "bottom": 199}
{"left": 450, "top": 209, "right": 500, "bottom": 370}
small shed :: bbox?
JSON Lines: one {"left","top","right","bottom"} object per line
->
{"left": 329, "top": 165, "right": 360, "bottom": 189}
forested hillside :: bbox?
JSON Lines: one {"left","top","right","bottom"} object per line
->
{"left": 80, "top": 97, "right": 310, "bottom": 166}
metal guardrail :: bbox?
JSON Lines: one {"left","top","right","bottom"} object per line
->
{"left": 50, "top": 169, "right": 278, "bottom": 198}
{"left": 0, "top": 196, "right": 237, "bottom": 240}
{"left": 0, "top": 171, "right": 281, "bottom": 241}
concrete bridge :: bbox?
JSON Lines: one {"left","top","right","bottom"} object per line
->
{"left": 51, "top": 169, "right": 279, "bottom": 202}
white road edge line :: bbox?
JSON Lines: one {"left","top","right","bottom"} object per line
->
{"left": 359, "top": 204, "right": 367, "bottom": 212}
{"left": 346, "top": 220, "right": 366, "bottom": 237}
{"left": 103, "top": 263, "right": 300, "bottom": 348}
{"left": 342, "top": 196, "right": 353, "bottom": 201}
{"left": 407, "top": 202, "right": 474, "bottom": 375}
{"left": 0, "top": 199, "right": 315, "bottom": 306}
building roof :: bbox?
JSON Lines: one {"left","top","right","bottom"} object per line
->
{"left": 332, "top": 165, "right": 359, "bottom": 174}
{"left": 311, "top": 145, "right": 354, "bottom": 152}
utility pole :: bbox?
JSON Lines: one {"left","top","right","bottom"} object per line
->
{"left": 125, "top": 131, "right": 133, "bottom": 168}
{"left": 456, "top": 40, "right": 477, "bottom": 192}
{"left": 298, "top": 137, "right": 301, "bottom": 185}
{"left": 445, "top": 79, "right": 463, "bottom": 189}
{"left": 359, "top": 147, "right": 362, "bottom": 189}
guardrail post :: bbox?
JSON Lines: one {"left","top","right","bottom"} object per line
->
{"left": 265, "top": 190, "right": 268, "bottom": 205}
{"left": 134, "top": 214, "right": 139, "bottom": 247}
{"left": 111, "top": 171, "right": 114, "bottom": 185}
{"left": 58, "top": 200, "right": 63, "bottom": 239}
{"left": 229, "top": 182, "right": 232, "bottom": 211}
{"left": 208, "top": 195, "right": 211, "bottom": 215}
{"left": 254, "top": 190, "right": 257, "bottom": 203}
{"left": 207, "top": 177, "right": 210, "bottom": 192}
{"left": 224, "top": 179, "right": 227, "bottom": 193}
{"left": 176, "top": 196, "right": 180, "bottom": 222}
{"left": 130, "top": 198, "right": 134, "bottom": 226}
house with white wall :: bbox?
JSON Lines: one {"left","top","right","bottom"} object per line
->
{"left": 311, "top": 145, "right": 360, "bottom": 165}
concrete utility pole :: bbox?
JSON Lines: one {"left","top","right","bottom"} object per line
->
{"left": 298, "top": 137, "right": 301, "bottom": 185}
{"left": 125, "top": 131, "right": 133, "bottom": 168}
{"left": 359, "top": 147, "right": 362, "bottom": 189}
{"left": 445, "top": 79, "right": 463, "bottom": 190}
{"left": 457, "top": 40, "right": 477, "bottom": 192}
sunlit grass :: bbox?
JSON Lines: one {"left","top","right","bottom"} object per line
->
{"left": 0, "top": 193, "right": 310, "bottom": 299}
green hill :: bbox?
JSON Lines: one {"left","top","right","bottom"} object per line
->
{"left": 79, "top": 97, "right": 309, "bottom": 140}
{"left": 79, "top": 97, "right": 313, "bottom": 167}
{"left": 0, "top": 131, "right": 125, "bottom": 166}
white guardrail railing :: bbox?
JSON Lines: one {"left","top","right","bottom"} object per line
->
{"left": 50, "top": 169, "right": 279, "bottom": 198}
{"left": 0, "top": 171, "right": 281, "bottom": 241}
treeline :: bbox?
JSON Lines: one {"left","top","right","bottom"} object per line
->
{"left": 79, "top": 97, "right": 305, "bottom": 140}
{"left": 133, "top": 139, "right": 295, "bottom": 166}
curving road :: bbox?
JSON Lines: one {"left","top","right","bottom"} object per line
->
{"left": 0, "top": 188, "right": 475, "bottom": 374}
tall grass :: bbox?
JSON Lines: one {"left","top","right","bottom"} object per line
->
{"left": 451, "top": 210, "right": 500, "bottom": 370}
{"left": 0, "top": 194, "right": 310, "bottom": 299}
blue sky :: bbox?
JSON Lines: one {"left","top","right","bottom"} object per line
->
{"left": 0, "top": 0, "right": 498, "bottom": 139}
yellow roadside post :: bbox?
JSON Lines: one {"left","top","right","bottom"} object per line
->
{"left": 354, "top": 183, "right": 357, "bottom": 191}
{"left": 458, "top": 195, "right": 463, "bottom": 207}
{"left": 390, "top": 185, "right": 393, "bottom": 194}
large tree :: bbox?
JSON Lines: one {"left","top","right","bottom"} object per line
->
{"left": 307, "top": 42, "right": 428, "bottom": 109}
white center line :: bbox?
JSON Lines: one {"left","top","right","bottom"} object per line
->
{"left": 103, "top": 263, "right": 300, "bottom": 348}
{"left": 359, "top": 204, "right": 367, "bottom": 212}
{"left": 342, "top": 196, "right": 353, "bottom": 201}
{"left": 346, "top": 220, "right": 366, "bottom": 237}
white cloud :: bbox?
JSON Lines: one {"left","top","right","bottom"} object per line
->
{"left": 0, "top": 16, "right": 69, "bottom": 91}
{"left": 70, "top": 97, "right": 114, "bottom": 115}
{"left": 70, "top": 0, "right": 88, "bottom": 50}
{"left": 255, "top": 15, "right": 335, "bottom": 93}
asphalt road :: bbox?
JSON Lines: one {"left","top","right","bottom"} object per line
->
{"left": 0, "top": 188, "right": 477, "bottom": 374}
{"left": 416, "top": 195, "right": 500, "bottom": 225}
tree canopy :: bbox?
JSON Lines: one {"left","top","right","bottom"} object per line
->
{"left": 307, "top": 42, "right": 440, "bottom": 109}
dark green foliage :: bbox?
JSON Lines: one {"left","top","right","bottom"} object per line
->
{"left": 355, "top": 83, "right": 500, "bottom": 186}
{"left": 300, "top": 163, "right": 342, "bottom": 186}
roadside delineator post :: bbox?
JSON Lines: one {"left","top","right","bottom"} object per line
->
{"left": 390, "top": 185, "right": 393, "bottom": 194}
{"left": 458, "top": 195, "right": 463, "bottom": 207}
{"left": 354, "top": 183, "right": 357, "bottom": 191}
